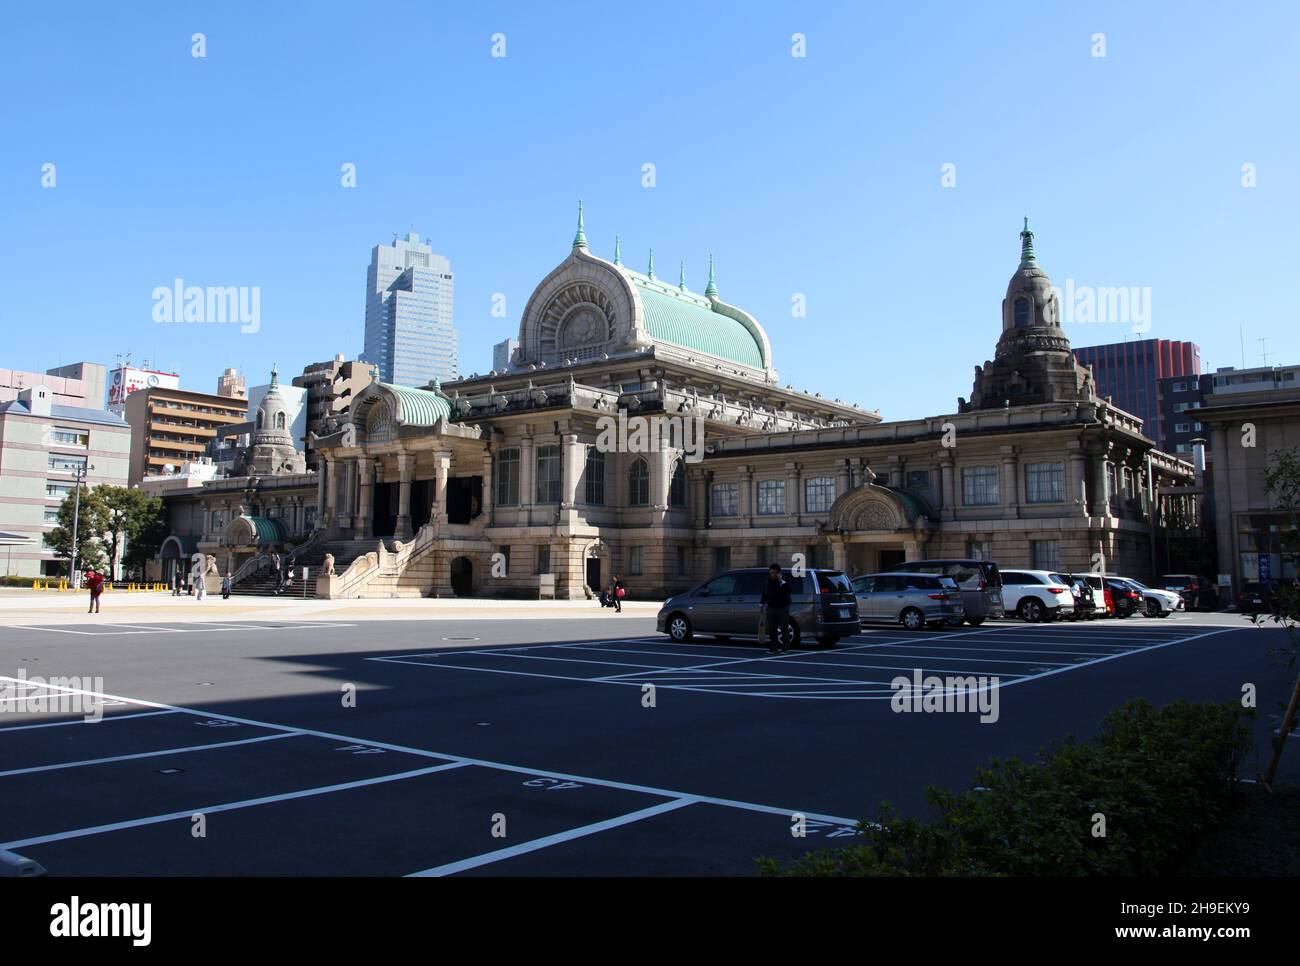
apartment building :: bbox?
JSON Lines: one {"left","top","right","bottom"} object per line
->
{"left": 122, "top": 385, "right": 248, "bottom": 485}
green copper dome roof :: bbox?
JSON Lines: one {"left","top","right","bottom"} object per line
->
{"left": 243, "top": 516, "right": 290, "bottom": 543}
{"left": 380, "top": 383, "right": 452, "bottom": 426}
{"left": 626, "top": 272, "right": 764, "bottom": 369}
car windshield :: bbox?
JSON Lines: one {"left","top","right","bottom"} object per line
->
{"left": 1127, "top": 579, "right": 1149, "bottom": 589}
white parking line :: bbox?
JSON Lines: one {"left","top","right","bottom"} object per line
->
{"left": 407, "top": 798, "right": 698, "bottom": 876}
{"left": 0, "top": 710, "right": 180, "bottom": 733}
{"left": 0, "top": 676, "right": 863, "bottom": 831}
{"left": 1, "top": 762, "right": 471, "bottom": 851}
{"left": 0, "top": 731, "right": 300, "bottom": 778}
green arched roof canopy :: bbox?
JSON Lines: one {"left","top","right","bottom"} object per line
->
{"left": 381, "top": 383, "right": 452, "bottom": 426}
{"left": 629, "top": 275, "right": 764, "bottom": 369}
{"left": 246, "top": 516, "right": 290, "bottom": 543}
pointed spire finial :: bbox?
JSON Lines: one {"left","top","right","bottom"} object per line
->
{"left": 704, "top": 253, "right": 718, "bottom": 298}
{"left": 647, "top": 248, "right": 655, "bottom": 280}
{"left": 572, "top": 199, "right": 588, "bottom": 250}
{"left": 1019, "top": 216, "right": 1037, "bottom": 268}
{"left": 679, "top": 259, "right": 687, "bottom": 290}
{"left": 612, "top": 234, "right": 621, "bottom": 266}
{"left": 270, "top": 363, "right": 279, "bottom": 386}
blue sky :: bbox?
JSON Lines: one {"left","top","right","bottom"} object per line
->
{"left": 2, "top": 1, "right": 1297, "bottom": 418}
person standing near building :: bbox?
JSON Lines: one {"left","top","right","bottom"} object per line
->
{"left": 195, "top": 571, "right": 206, "bottom": 601}
{"left": 221, "top": 572, "right": 232, "bottom": 600}
{"left": 760, "top": 563, "right": 792, "bottom": 654}
{"left": 85, "top": 568, "right": 105, "bottom": 615}
{"left": 610, "top": 575, "right": 625, "bottom": 613}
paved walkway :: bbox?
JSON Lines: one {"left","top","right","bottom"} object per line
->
{"left": 0, "top": 589, "right": 659, "bottom": 625}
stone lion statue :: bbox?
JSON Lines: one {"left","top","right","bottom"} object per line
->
{"left": 323, "top": 553, "right": 336, "bottom": 576}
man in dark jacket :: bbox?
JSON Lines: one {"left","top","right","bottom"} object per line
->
{"left": 760, "top": 563, "right": 792, "bottom": 654}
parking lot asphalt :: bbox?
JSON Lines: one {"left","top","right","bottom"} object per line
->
{"left": 0, "top": 611, "right": 1294, "bottom": 875}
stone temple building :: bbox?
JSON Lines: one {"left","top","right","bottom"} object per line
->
{"left": 287, "top": 211, "right": 1195, "bottom": 599}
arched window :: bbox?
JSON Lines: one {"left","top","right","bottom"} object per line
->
{"left": 1013, "top": 297, "right": 1031, "bottom": 328}
{"left": 256, "top": 410, "right": 264, "bottom": 429}
{"left": 669, "top": 459, "right": 687, "bottom": 508}
{"left": 628, "top": 458, "right": 649, "bottom": 507}
{"left": 275, "top": 412, "right": 286, "bottom": 430}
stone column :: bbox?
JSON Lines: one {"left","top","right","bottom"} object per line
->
{"left": 785, "top": 460, "right": 801, "bottom": 521}
{"left": 1066, "top": 441, "right": 1087, "bottom": 516}
{"left": 432, "top": 451, "right": 452, "bottom": 524}
{"left": 395, "top": 453, "right": 414, "bottom": 540}
{"left": 836, "top": 458, "right": 852, "bottom": 497}
{"left": 1000, "top": 445, "right": 1020, "bottom": 519}
{"left": 738, "top": 465, "right": 754, "bottom": 526}
{"left": 904, "top": 539, "right": 923, "bottom": 562}
{"left": 1087, "top": 448, "right": 1111, "bottom": 517}
{"left": 561, "top": 433, "right": 581, "bottom": 509}
{"left": 888, "top": 455, "right": 904, "bottom": 489}
{"left": 317, "top": 461, "right": 328, "bottom": 518}
{"left": 650, "top": 444, "right": 672, "bottom": 511}
{"left": 690, "top": 468, "right": 709, "bottom": 528}
{"left": 480, "top": 449, "right": 494, "bottom": 524}
{"left": 520, "top": 437, "right": 535, "bottom": 509}
{"left": 356, "top": 458, "right": 374, "bottom": 539}
{"left": 939, "top": 451, "right": 956, "bottom": 520}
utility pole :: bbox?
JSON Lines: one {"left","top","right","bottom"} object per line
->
{"left": 68, "top": 462, "right": 95, "bottom": 588}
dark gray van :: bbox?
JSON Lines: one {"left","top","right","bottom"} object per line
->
{"left": 902, "top": 559, "right": 1005, "bottom": 624}
{"left": 657, "top": 568, "right": 859, "bottom": 648}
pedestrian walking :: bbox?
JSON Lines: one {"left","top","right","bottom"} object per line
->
{"left": 221, "top": 572, "right": 232, "bottom": 600}
{"left": 172, "top": 571, "right": 181, "bottom": 596}
{"left": 85, "top": 568, "right": 104, "bottom": 614}
{"left": 760, "top": 563, "right": 792, "bottom": 654}
{"left": 195, "top": 573, "right": 206, "bottom": 601}
{"left": 611, "top": 575, "right": 625, "bottom": 613}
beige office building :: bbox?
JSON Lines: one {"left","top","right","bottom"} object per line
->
{"left": 123, "top": 386, "right": 248, "bottom": 484}
{"left": 0, "top": 385, "right": 130, "bottom": 577}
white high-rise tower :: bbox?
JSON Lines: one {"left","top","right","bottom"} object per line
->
{"left": 362, "top": 233, "right": 458, "bottom": 387}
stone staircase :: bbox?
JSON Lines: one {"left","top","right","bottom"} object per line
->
{"left": 229, "top": 539, "right": 374, "bottom": 599}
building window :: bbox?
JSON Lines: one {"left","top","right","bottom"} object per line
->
{"left": 1174, "top": 402, "right": 1189, "bottom": 412}
{"left": 495, "top": 448, "right": 520, "bottom": 506}
{"left": 44, "top": 509, "right": 60, "bottom": 524}
{"left": 535, "top": 445, "right": 561, "bottom": 503}
{"left": 584, "top": 448, "right": 605, "bottom": 505}
{"left": 677, "top": 545, "right": 688, "bottom": 576}
{"left": 1025, "top": 461, "right": 1064, "bottom": 504}
{"left": 905, "top": 469, "right": 931, "bottom": 490}
{"left": 1175, "top": 422, "right": 1191, "bottom": 433}
{"left": 1172, "top": 381, "right": 1187, "bottom": 392}
{"left": 961, "top": 466, "right": 999, "bottom": 506}
{"left": 712, "top": 546, "right": 731, "bottom": 573}
{"left": 757, "top": 479, "right": 785, "bottom": 515}
{"left": 536, "top": 545, "right": 550, "bottom": 574}
{"left": 46, "top": 483, "right": 74, "bottom": 498}
{"left": 1013, "top": 297, "right": 1031, "bottom": 328}
{"left": 711, "top": 482, "right": 738, "bottom": 517}
{"left": 48, "top": 454, "right": 87, "bottom": 474}
{"left": 967, "top": 539, "right": 993, "bottom": 561}
{"left": 303, "top": 506, "right": 317, "bottom": 532}
{"left": 627, "top": 545, "right": 643, "bottom": 576}
{"left": 804, "top": 476, "right": 835, "bottom": 513}
{"left": 1031, "top": 540, "right": 1060, "bottom": 571}
{"left": 627, "top": 458, "right": 650, "bottom": 507}
{"left": 668, "top": 460, "right": 687, "bottom": 508}
{"left": 51, "top": 428, "right": 89, "bottom": 447}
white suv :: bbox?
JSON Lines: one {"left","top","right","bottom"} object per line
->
{"left": 998, "top": 569, "right": 1076, "bottom": 622}
{"left": 1121, "top": 578, "right": 1184, "bottom": 618}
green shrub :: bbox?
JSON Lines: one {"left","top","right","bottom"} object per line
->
{"left": 760, "top": 699, "right": 1253, "bottom": 876}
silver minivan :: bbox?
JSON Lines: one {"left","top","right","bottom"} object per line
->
{"left": 851, "top": 572, "right": 965, "bottom": 630}
{"left": 657, "top": 568, "right": 860, "bottom": 648}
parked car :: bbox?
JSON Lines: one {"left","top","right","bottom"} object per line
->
{"left": 998, "top": 570, "right": 1076, "bottom": 622}
{"left": 657, "top": 568, "right": 859, "bottom": 647}
{"left": 1056, "top": 573, "right": 1100, "bottom": 620}
{"left": 1160, "top": 574, "right": 1219, "bottom": 612}
{"left": 1236, "top": 579, "right": 1296, "bottom": 616}
{"left": 1104, "top": 577, "right": 1143, "bottom": 618}
{"left": 851, "top": 572, "right": 965, "bottom": 630}
{"left": 1121, "top": 578, "right": 1184, "bottom": 618}
{"left": 900, "top": 559, "right": 1004, "bottom": 625}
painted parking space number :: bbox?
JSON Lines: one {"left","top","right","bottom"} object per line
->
{"left": 335, "top": 744, "right": 386, "bottom": 754}
{"left": 522, "top": 778, "right": 583, "bottom": 790}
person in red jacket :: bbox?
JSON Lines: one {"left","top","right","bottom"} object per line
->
{"left": 85, "top": 569, "right": 105, "bottom": 614}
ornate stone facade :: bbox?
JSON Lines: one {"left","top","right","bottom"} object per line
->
{"left": 302, "top": 214, "right": 1195, "bottom": 599}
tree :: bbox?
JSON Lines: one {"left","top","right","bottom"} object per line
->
{"left": 95, "top": 486, "right": 165, "bottom": 578}
{"left": 1260, "top": 446, "right": 1300, "bottom": 785}
{"left": 121, "top": 491, "right": 168, "bottom": 576}
{"left": 44, "top": 486, "right": 107, "bottom": 575}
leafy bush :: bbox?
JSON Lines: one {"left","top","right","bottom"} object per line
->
{"left": 760, "top": 700, "right": 1253, "bottom": 876}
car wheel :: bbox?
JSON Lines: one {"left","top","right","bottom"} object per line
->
{"left": 966, "top": 617, "right": 985, "bottom": 626}
{"left": 776, "top": 620, "right": 801, "bottom": 649}
{"left": 1144, "top": 599, "right": 1160, "bottom": 618}
{"left": 1018, "top": 598, "right": 1044, "bottom": 623}
{"left": 901, "top": 608, "right": 926, "bottom": 631}
{"left": 667, "top": 614, "right": 693, "bottom": 642}
{"left": 1157, "top": 610, "right": 1171, "bottom": 618}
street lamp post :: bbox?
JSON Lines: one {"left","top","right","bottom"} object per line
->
{"left": 68, "top": 462, "right": 95, "bottom": 589}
